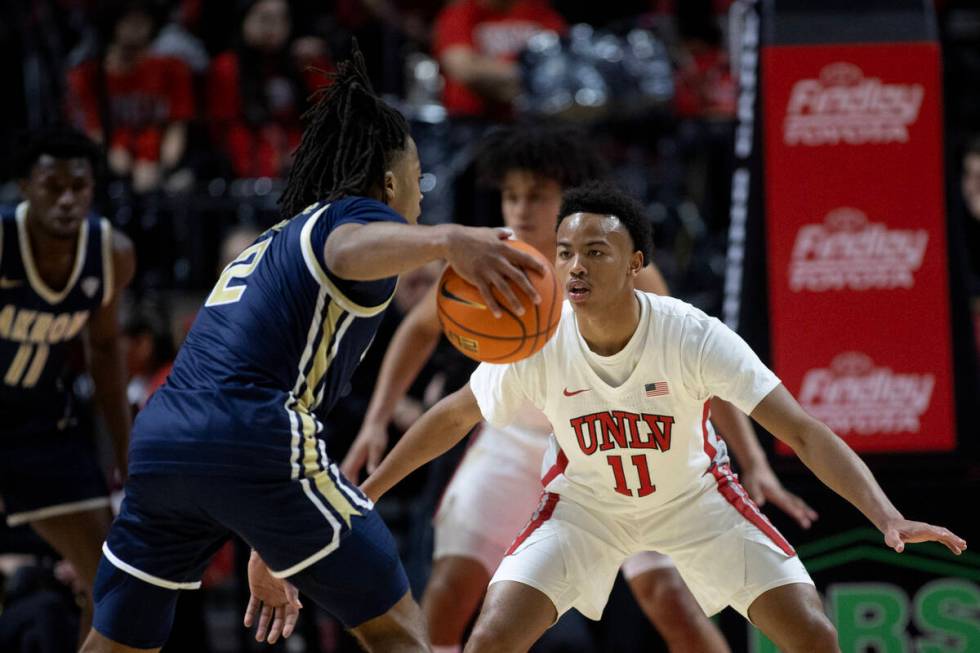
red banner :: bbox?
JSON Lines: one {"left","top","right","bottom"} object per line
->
{"left": 762, "top": 43, "right": 956, "bottom": 453}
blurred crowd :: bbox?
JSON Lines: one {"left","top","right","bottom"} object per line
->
{"left": 0, "top": 0, "right": 748, "bottom": 300}
{"left": 2, "top": 0, "right": 980, "bottom": 651}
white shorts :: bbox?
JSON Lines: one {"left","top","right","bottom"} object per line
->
{"left": 620, "top": 551, "right": 674, "bottom": 579}
{"left": 491, "top": 464, "right": 813, "bottom": 621}
{"left": 433, "top": 423, "right": 547, "bottom": 574}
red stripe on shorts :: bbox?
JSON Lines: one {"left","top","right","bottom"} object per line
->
{"left": 541, "top": 448, "right": 568, "bottom": 487}
{"left": 711, "top": 464, "right": 796, "bottom": 556}
{"left": 506, "top": 492, "right": 559, "bottom": 556}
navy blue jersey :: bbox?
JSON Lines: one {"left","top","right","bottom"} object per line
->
{"left": 0, "top": 202, "right": 114, "bottom": 436}
{"left": 129, "top": 197, "right": 405, "bottom": 478}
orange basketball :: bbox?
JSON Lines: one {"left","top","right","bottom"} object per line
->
{"left": 436, "top": 239, "right": 561, "bottom": 364}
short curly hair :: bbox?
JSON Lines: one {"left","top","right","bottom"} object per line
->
{"left": 11, "top": 127, "right": 103, "bottom": 180}
{"left": 558, "top": 182, "right": 654, "bottom": 265}
{"left": 476, "top": 124, "right": 609, "bottom": 189}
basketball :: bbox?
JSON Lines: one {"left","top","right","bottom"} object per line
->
{"left": 436, "top": 239, "right": 561, "bottom": 363}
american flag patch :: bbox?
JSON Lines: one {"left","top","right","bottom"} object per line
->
{"left": 645, "top": 381, "right": 669, "bottom": 397}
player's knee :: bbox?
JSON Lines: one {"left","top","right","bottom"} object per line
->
{"left": 784, "top": 611, "right": 839, "bottom": 653}
{"left": 424, "top": 580, "right": 474, "bottom": 639}
{"left": 632, "top": 570, "right": 700, "bottom": 627}
{"left": 425, "top": 564, "right": 483, "bottom": 611}
{"left": 465, "top": 621, "right": 512, "bottom": 653}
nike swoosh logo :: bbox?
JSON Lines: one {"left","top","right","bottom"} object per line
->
{"left": 0, "top": 277, "right": 23, "bottom": 289}
{"left": 439, "top": 283, "right": 487, "bottom": 310}
{"left": 563, "top": 388, "right": 590, "bottom": 397}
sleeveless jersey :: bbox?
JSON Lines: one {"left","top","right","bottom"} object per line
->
{"left": 129, "top": 197, "right": 405, "bottom": 478}
{"left": 0, "top": 202, "right": 114, "bottom": 436}
{"left": 470, "top": 292, "right": 780, "bottom": 515}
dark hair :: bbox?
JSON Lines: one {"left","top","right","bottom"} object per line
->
{"left": 476, "top": 124, "right": 608, "bottom": 189}
{"left": 558, "top": 182, "right": 653, "bottom": 264}
{"left": 11, "top": 128, "right": 103, "bottom": 180}
{"left": 96, "top": 0, "right": 166, "bottom": 47}
{"left": 279, "top": 45, "right": 410, "bottom": 218}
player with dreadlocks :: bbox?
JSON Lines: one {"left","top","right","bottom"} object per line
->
{"left": 82, "top": 48, "right": 543, "bottom": 653}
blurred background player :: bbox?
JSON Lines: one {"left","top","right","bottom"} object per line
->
{"left": 0, "top": 127, "right": 135, "bottom": 644}
{"left": 343, "top": 124, "right": 817, "bottom": 653}
{"left": 81, "top": 49, "right": 546, "bottom": 653}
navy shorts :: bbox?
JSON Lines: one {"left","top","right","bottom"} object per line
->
{"left": 92, "top": 470, "right": 409, "bottom": 649}
{"left": 0, "top": 427, "right": 109, "bottom": 527}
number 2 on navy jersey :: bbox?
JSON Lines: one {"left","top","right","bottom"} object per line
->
{"left": 205, "top": 240, "right": 271, "bottom": 307}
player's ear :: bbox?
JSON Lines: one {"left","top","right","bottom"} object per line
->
{"left": 383, "top": 170, "right": 397, "bottom": 205}
{"left": 629, "top": 251, "right": 643, "bottom": 276}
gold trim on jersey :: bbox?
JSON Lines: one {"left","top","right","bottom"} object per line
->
{"left": 100, "top": 218, "right": 114, "bottom": 307}
{"left": 15, "top": 202, "right": 89, "bottom": 305}
{"left": 285, "top": 287, "right": 362, "bottom": 526}
{"left": 300, "top": 204, "right": 395, "bottom": 318}
{"left": 288, "top": 284, "right": 328, "bottom": 479}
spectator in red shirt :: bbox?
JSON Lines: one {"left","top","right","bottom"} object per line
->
{"left": 672, "top": 0, "right": 735, "bottom": 119}
{"left": 433, "top": 0, "right": 566, "bottom": 120}
{"left": 66, "top": 1, "right": 194, "bottom": 193}
{"left": 206, "top": 0, "right": 332, "bottom": 180}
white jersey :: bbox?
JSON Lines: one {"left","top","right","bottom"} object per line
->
{"left": 470, "top": 291, "right": 780, "bottom": 515}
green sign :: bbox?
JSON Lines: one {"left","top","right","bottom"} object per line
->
{"left": 750, "top": 529, "right": 980, "bottom": 652}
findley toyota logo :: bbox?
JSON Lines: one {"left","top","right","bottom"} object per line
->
{"left": 799, "top": 352, "right": 934, "bottom": 435}
{"left": 789, "top": 208, "right": 928, "bottom": 292}
{"left": 784, "top": 62, "right": 924, "bottom": 146}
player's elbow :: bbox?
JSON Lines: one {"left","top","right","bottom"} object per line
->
{"left": 784, "top": 418, "right": 833, "bottom": 457}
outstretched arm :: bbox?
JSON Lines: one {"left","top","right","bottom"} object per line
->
{"left": 362, "top": 384, "right": 483, "bottom": 502}
{"left": 324, "top": 222, "right": 544, "bottom": 317}
{"left": 750, "top": 385, "right": 966, "bottom": 554}
{"left": 342, "top": 286, "right": 442, "bottom": 479}
{"left": 710, "top": 397, "right": 818, "bottom": 529}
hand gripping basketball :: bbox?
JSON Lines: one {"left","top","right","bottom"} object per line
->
{"left": 442, "top": 226, "right": 546, "bottom": 318}
{"left": 438, "top": 237, "right": 561, "bottom": 363}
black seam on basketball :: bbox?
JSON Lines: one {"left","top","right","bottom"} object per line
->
{"left": 437, "top": 303, "right": 525, "bottom": 360}
{"left": 437, "top": 298, "right": 540, "bottom": 341}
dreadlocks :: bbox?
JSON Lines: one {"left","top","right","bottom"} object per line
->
{"left": 280, "top": 46, "right": 410, "bottom": 218}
